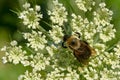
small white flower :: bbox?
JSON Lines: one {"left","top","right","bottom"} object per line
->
{"left": 99, "top": 2, "right": 106, "bottom": 8}
{"left": 23, "top": 2, "right": 30, "bottom": 9}
{"left": 35, "top": 5, "right": 41, "bottom": 11}
{"left": 21, "top": 60, "right": 30, "bottom": 66}
{"left": 1, "top": 46, "right": 7, "bottom": 51}
{"left": 109, "top": 10, "right": 113, "bottom": 15}
{"left": 2, "top": 57, "right": 8, "bottom": 64}
{"left": 10, "top": 40, "right": 17, "bottom": 46}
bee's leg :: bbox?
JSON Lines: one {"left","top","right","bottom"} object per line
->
{"left": 62, "top": 42, "right": 67, "bottom": 48}
{"left": 75, "top": 32, "right": 81, "bottom": 38}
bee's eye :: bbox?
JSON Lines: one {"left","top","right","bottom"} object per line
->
{"left": 70, "top": 39, "right": 76, "bottom": 45}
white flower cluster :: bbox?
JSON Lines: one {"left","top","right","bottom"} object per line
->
{"left": 46, "top": 44, "right": 57, "bottom": 57}
{"left": 71, "top": 0, "right": 116, "bottom": 43}
{"left": 48, "top": 0, "right": 68, "bottom": 26}
{"left": 1, "top": 40, "right": 29, "bottom": 66}
{"left": 71, "top": 14, "right": 95, "bottom": 43}
{"left": 18, "top": 70, "right": 42, "bottom": 80}
{"left": 1, "top": 0, "right": 119, "bottom": 80}
{"left": 23, "top": 30, "right": 47, "bottom": 51}
{"left": 49, "top": 25, "right": 64, "bottom": 44}
{"left": 46, "top": 67, "right": 79, "bottom": 80}
{"left": 71, "top": 2, "right": 116, "bottom": 43}
{"left": 30, "top": 53, "right": 50, "bottom": 72}
{"left": 113, "top": 42, "right": 120, "bottom": 72}
{"left": 19, "top": 3, "right": 42, "bottom": 29}
{"left": 75, "top": 0, "right": 95, "bottom": 12}
{"left": 93, "top": 3, "right": 115, "bottom": 42}
{"left": 47, "top": 0, "right": 67, "bottom": 44}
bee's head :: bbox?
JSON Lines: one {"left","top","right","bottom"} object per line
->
{"left": 62, "top": 35, "right": 80, "bottom": 49}
{"left": 69, "top": 37, "right": 78, "bottom": 46}
{"left": 66, "top": 36, "right": 80, "bottom": 49}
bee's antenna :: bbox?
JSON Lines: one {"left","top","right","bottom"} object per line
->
{"left": 75, "top": 32, "right": 81, "bottom": 38}
{"left": 63, "top": 35, "right": 70, "bottom": 42}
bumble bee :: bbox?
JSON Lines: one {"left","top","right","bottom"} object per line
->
{"left": 62, "top": 32, "right": 96, "bottom": 65}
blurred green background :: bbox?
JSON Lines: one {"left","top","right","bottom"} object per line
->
{"left": 0, "top": 0, "right": 120, "bottom": 80}
{"left": 0, "top": 0, "right": 26, "bottom": 80}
